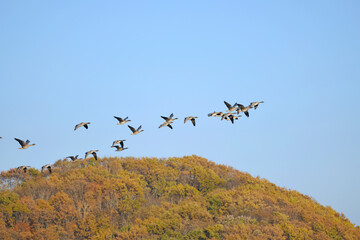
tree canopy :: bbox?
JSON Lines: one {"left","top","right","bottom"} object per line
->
{"left": 1, "top": 156, "right": 359, "bottom": 239}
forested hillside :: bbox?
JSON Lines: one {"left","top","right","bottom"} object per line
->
{"left": 1, "top": 156, "right": 359, "bottom": 239}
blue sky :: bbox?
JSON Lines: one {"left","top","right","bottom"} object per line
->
{"left": 1, "top": 1, "right": 360, "bottom": 225}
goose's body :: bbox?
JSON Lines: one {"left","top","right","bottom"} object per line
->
{"left": 159, "top": 122, "right": 173, "bottom": 129}
{"left": 249, "top": 101, "right": 264, "bottom": 109}
{"left": 74, "top": 122, "right": 91, "bottom": 131}
{"left": 112, "top": 145, "right": 128, "bottom": 152}
{"left": 85, "top": 150, "right": 99, "bottom": 160}
{"left": 41, "top": 164, "right": 52, "bottom": 174}
{"left": 184, "top": 116, "right": 198, "bottom": 126}
{"left": 208, "top": 111, "right": 223, "bottom": 117}
{"left": 224, "top": 101, "right": 238, "bottom": 112}
{"left": 114, "top": 116, "right": 131, "bottom": 125}
{"left": 14, "top": 138, "right": 36, "bottom": 149}
{"left": 128, "top": 125, "right": 144, "bottom": 135}
{"left": 236, "top": 104, "right": 251, "bottom": 117}
{"left": 66, "top": 155, "right": 79, "bottom": 161}
{"left": 112, "top": 140, "right": 126, "bottom": 148}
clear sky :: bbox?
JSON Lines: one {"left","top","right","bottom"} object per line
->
{"left": 1, "top": 1, "right": 359, "bottom": 225}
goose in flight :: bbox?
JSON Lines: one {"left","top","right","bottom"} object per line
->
{"left": 159, "top": 122, "right": 173, "bottom": 129}
{"left": 74, "top": 122, "right": 91, "bottom": 131}
{"left": 236, "top": 104, "right": 251, "bottom": 117}
{"left": 85, "top": 150, "right": 99, "bottom": 160}
{"left": 161, "top": 113, "right": 178, "bottom": 124}
{"left": 41, "top": 164, "right": 52, "bottom": 174}
{"left": 17, "top": 166, "right": 31, "bottom": 173}
{"left": 221, "top": 112, "right": 233, "bottom": 120}
{"left": 208, "top": 111, "right": 223, "bottom": 117}
{"left": 225, "top": 114, "right": 240, "bottom": 124}
{"left": 112, "top": 140, "right": 126, "bottom": 148}
{"left": 224, "top": 101, "right": 238, "bottom": 112}
{"left": 112, "top": 145, "right": 128, "bottom": 152}
{"left": 184, "top": 116, "right": 198, "bottom": 126}
{"left": 128, "top": 125, "right": 144, "bottom": 135}
{"left": 249, "top": 101, "right": 264, "bottom": 109}
{"left": 14, "top": 138, "right": 36, "bottom": 149}
{"left": 114, "top": 116, "right": 131, "bottom": 125}
{"left": 66, "top": 155, "right": 79, "bottom": 161}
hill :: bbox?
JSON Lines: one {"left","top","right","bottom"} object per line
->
{"left": 0, "top": 156, "right": 359, "bottom": 239}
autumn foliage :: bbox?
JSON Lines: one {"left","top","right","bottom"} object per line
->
{"left": 0, "top": 156, "right": 359, "bottom": 239}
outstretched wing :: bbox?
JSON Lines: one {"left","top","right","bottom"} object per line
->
{"left": 137, "top": 125, "right": 142, "bottom": 131}
{"left": 244, "top": 111, "right": 249, "bottom": 117}
{"left": 128, "top": 125, "right": 136, "bottom": 133}
{"left": 191, "top": 118, "right": 196, "bottom": 126}
{"left": 14, "top": 138, "right": 25, "bottom": 147}
{"left": 84, "top": 124, "right": 88, "bottom": 129}
{"left": 92, "top": 152, "right": 98, "bottom": 160}
{"left": 161, "top": 116, "right": 169, "bottom": 121}
{"left": 169, "top": 113, "right": 174, "bottom": 119}
{"left": 74, "top": 123, "right": 81, "bottom": 131}
{"left": 114, "top": 116, "right": 123, "bottom": 122}
{"left": 237, "top": 104, "right": 245, "bottom": 109}
{"left": 184, "top": 117, "right": 189, "bottom": 123}
{"left": 224, "top": 101, "right": 232, "bottom": 110}
{"left": 229, "top": 115, "right": 234, "bottom": 124}
{"left": 167, "top": 124, "right": 173, "bottom": 129}
{"left": 120, "top": 141, "right": 124, "bottom": 148}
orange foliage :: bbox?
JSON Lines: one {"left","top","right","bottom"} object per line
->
{"left": 0, "top": 155, "right": 359, "bottom": 239}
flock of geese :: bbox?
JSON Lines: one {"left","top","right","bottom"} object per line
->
{"left": 2, "top": 101, "right": 264, "bottom": 175}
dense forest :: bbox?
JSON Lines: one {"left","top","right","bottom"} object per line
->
{"left": 0, "top": 156, "right": 359, "bottom": 239}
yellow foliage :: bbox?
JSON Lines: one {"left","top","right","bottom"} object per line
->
{"left": 0, "top": 156, "right": 359, "bottom": 239}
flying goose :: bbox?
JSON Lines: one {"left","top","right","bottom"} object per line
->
{"left": 114, "top": 116, "right": 131, "bottom": 125}
{"left": 159, "top": 122, "right": 173, "bottom": 129}
{"left": 17, "top": 166, "right": 31, "bottom": 173}
{"left": 112, "top": 145, "right": 128, "bottom": 152}
{"left": 85, "top": 150, "right": 99, "bottom": 160}
{"left": 41, "top": 164, "right": 52, "bottom": 173}
{"left": 112, "top": 140, "right": 126, "bottom": 148}
{"left": 161, "top": 113, "right": 178, "bottom": 124}
{"left": 249, "top": 101, "right": 264, "bottom": 109}
{"left": 221, "top": 112, "right": 233, "bottom": 120}
{"left": 66, "top": 155, "right": 79, "bottom": 161}
{"left": 184, "top": 116, "right": 198, "bottom": 126}
{"left": 224, "top": 101, "right": 238, "bottom": 112}
{"left": 225, "top": 114, "right": 241, "bottom": 124}
{"left": 14, "top": 138, "right": 36, "bottom": 149}
{"left": 208, "top": 111, "right": 223, "bottom": 117}
{"left": 74, "top": 122, "right": 91, "bottom": 131}
{"left": 236, "top": 104, "right": 251, "bottom": 117}
{"left": 128, "top": 125, "right": 144, "bottom": 135}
